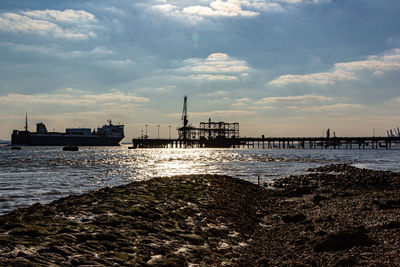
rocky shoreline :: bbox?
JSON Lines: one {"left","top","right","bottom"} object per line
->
{"left": 0, "top": 164, "right": 399, "bottom": 266}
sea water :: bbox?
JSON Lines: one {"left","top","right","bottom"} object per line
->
{"left": 0, "top": 144, "right": 399, "bottom": 215}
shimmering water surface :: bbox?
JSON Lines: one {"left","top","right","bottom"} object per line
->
{"left": 1, "top": 144, "right": 400, "bottom": 215}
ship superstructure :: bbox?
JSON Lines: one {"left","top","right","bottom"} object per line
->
{"left": 11, "top": 118, "right": 124, "bottom": 146}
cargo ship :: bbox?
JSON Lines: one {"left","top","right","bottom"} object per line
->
{"left": 11, "top": 116, "right": 124, "bottom": 146}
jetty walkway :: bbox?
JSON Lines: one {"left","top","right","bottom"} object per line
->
{"left": 131, "top": 136, "right": 400, "bottom": 149}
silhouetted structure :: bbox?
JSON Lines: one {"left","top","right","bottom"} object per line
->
{"left": 131, "top": 96, "right": 400, "bottom": 149}
{"left": 177, "top": 96, "right": 197, "bottom": 140}
{"left": 12, "top": 116, "right": 124, "bottom": 146}
{"left": 199, "top": 119, "right": 239, "bottom": 140}
{"left": 134, "top": 96, "right": 240, "bottom": 148}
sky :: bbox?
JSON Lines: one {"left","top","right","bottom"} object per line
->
{"left": 0, "top": 0, "right": 400, "bottom": 140}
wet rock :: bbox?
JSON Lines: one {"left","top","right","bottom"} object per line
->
{"left": 152, "top": 255, "right": 186, "bottom": 266}
{"left": 380, "top": 221, "right": 400, "bottom": 229}
{"left": 373, "top": 199, "right": 400, "bottom": 210}
{"left": 334, "top": 255, "right": 357, "bottom": 267}
{"left": 305, "top": 224, "right": 314, "bottom": 232}
{"left": 290, "top": 186, "right": 313, "bottom": 196}
{"left": 314, "top": 230, "right": 377, "bottom": 252}
{"left": 1, "top": 167, "right": 399, "bottom": 266}
{"left": 313, "top": 194, "right": 328, "bottom": 205}
{"left": 315, "top": 215, "right": 334, "bottom": 223}
{"left": 282, "top": 213, "right": 307, "bottom": 223}
{"left": 8, "top": 226, "right": 49, "bottom": 237}
{"left": 6, "top": 257, "right": 33, "bottom": 266}
{"left": 180, "top": 234, "right": 204, "bottom": 245}
{"left": 37, "top": 246, "right": 71, "bottom": 257}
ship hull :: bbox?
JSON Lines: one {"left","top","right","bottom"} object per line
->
{"left": 11, "top": 132, "right": 123, "bottom": 146}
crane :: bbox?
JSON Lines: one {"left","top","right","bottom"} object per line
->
{"left": 181, "top": 96, "right": 188, "bottom": 128}
{"left": 180, "top": 96, "right": 189, "bottom": 140}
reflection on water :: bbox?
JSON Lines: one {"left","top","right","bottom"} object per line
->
{"left": 0, "top": 144, "right": 400, "bottom": 215}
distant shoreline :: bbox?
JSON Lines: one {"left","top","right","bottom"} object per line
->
{"left": 0, "top": 164, "right": 399, "bottom": 265}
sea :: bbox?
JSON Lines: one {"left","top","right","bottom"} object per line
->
{"left": 1, "top": 144, "right": 400, "bottom": 215}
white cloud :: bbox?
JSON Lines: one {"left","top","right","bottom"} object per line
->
{"left": 236, "top": 97, "right": 251, "bottom": 101}
{"left": 302, "top": 103, "right": 365, "bottom": 112}
{"left": 201, "top": 90, "right": 229, "bottom": 97}
{"left": 187, "top": 53, "right": 249, "bottom": 73}
{"left": 95, "top": 59, "right": 134, "bottom": 68}
{"left": 269, "top": 48, "right": 400, "bottom": 86}
{"left": 179, "top": 53, "right": 250, "bottom": 81}
{"left": 155, "top": 85, "right": 176, "bottom": 91}
{"left": 232, "top": 97, "right": 251, "bottom": 107}
{"left": 166, "top": 109, "right": 254, "bottom": 119}
{"left": 276, "top": 0, "right": 328, "bottom": 3}
{"left": 253, "top": 95, "right": 365, "bottom": 115}
{"left": 0, "top": 90, "right": 149, "bottom": 108}
{"left": 257, "top": 95, "right": 334, "bottom": 104}
{"left": 0, "top": 9, "right": 97, "bottom": 39}
{"left": 148, "top": 0, "right": 324, "bottom": 23}
{"left": 0, "top": 93, "right": 93, "bottom": 106}
{"left": 71, "top": 47, "right": 114, "bottom": 56}
{"left": 269, "top": 70, "right": 357, "bottom": 85}
{"left": 335, "top": 49, "right": 400, "bottom": 73}
{"left": 182, "top": 1, "right": 260, "bottom": 18}
{"left": 153, "top": 4, "right": 178, "bottom": 13}
{"left": 22, "top": 9, "right": 96, "bottom": 23}
{"left": 148, "top": 0, "right": 329, "bottom": 23}
{"left": 190, "top": 74, "right": 238, "bottom": 81}
{"left": 82, "top": 90, "right": 148, "bottom": 103}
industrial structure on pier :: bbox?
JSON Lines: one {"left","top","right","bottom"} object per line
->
{"left": 132, "top": 96, "right": 240, "bottom": 148}
{"left": 131, "top": 96, "right": 400, "bottom": 149}
{"left": 176, "top": 96, "right": 239, "bottom": 146}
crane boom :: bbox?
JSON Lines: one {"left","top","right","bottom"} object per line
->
{"left": 181, "top": 96, "right": 188, "bottom": 128}
{"left": 25, "top": 112, "right": 28, "bottom": 132}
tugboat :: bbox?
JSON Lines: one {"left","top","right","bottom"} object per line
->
{"left": 11, "top": 115, "right": 124, "bottom": 146}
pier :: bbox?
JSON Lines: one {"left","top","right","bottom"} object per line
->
{"left": 131, "top": 96, "right": 400, "bottom": 150}
{"left": 131, "top": 136, "right": 400, "bottom": 149}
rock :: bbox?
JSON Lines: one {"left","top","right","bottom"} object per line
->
{"left": 314, "top": 230, "right": 378, "bottom": 252}
{"left": 305, "top": 224, "right": 314, "bottom": 232}
{"left": 380, "top": 221, "right": 400, "bottom": 229}
{"left": 180, "top": 234, "right": 204, "bottom": 245}
{"left": 313, "top": 194, "right": 328, "bottom": 205}
{"left": 373, "top": 199, "right": 400, "bottom": 210}
{"left": 282, "top": 213, "right": 307, "bottom": 223}
{"left": 335, "top": 255, "right": 357, "bottom": 267}
{"left": 6, "top": 257, "right": 33, "bottom": 266}
{"left": 291, "top": 186, "right": 313, "bottom": 196}
{"left": 8, "top": 226, "right": 49, "bottom": 237}
{"left": 1, "top": 169, "right": 399, "bottom": 266}
{"left": 38, "top": 246, "right": 72, "bottom": 257}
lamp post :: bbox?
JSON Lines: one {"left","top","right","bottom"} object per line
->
{"left": 145, "top": 124, "right": 148, "bottom": 138}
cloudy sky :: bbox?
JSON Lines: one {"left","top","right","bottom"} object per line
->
{"left": 1, "top": 0, "right": 399, "bottom": 140}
